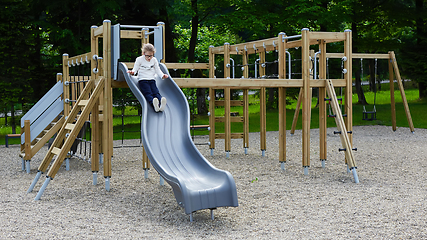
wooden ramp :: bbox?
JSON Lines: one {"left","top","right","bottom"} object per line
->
{"left": 325, "top": 79, "right": 359, "bottom": 183}
{"left": 27, "top": 77, "right": 105, "bottom": 198}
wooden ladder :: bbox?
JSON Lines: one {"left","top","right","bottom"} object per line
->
{"left": 30, "top": 77, "right": 105, "bottom": 199}
{"left": 325, "top": 79, "right": 359, "bottom": 183}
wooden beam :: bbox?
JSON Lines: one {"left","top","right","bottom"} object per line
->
{"left": 120, "top": 30, "right": 142, "bottom": 39}
{"left": 325, "top": 53, "right": 390, "bottom": 59}
{"left": 171, "top": 78, "right": 347, "bottom": 88}
{"left": 309, "top": 32, "right": 346, "bottom": 41}
{"left": 94, "top": 26, "right": 103, "bottom": 37}
{"left": 215, "top": 100, "right": 244, "bottom": 107}
{"left": 165, "top": 63, "right": 209, "bottom": 70}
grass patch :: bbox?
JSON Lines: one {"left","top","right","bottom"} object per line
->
{"left": 1, "top": 86, "right": 425, "bottom": 146}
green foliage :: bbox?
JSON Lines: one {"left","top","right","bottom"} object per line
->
{"left": 174, "top": 24, "right": 241, "bottom": 63}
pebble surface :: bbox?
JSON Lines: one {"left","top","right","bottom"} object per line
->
{"left": 1, "top": 125, "right": 426, "bottom": 239}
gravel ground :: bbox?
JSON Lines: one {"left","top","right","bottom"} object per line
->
{"left": 1, "top": 125, "right": 426, "bottom": 239}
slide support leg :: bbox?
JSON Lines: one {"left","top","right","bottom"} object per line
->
{"left": 27, "top": 171, "right": 42, "bottom": 193}
{"left": 35, "top": 177, "right": 51, "bottom": 200}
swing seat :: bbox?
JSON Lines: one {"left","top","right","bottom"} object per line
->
{"left": 362, "top": 111, "right": 376, "bottom": 121}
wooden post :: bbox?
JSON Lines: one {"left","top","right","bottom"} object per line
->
{"left": 90, "top": 25, "right": 100, "bottom": 173}
{"left": 224, "top": 43, "right": 231, "bottom": 153}
{"left": 319, "top": 40, "right": 327, "bottom": 163}
{"left": 278, "top": 32, "right": 286, "bottom": 163}
{"left": 259, "top": 51, "right": 266, "bottom": 153}
{"left": 388, "top": 52, "right": 397, "bottom": 131}
{"left": 63, "top": 54, "right": 70, "bottom": 117}
{"left": 102, "top": 19, "right": 112, "bottom": 179}
{"left": 241, "top": 47, "right": 249, "bottom": 151}
{"left": 24, "top": 120, "right": 31, "bottom": 161}
{"left": 344, "top": 29, "right": 353, "bottom": 158}
{"left": 389, "top": 51, "right": 415, "bottom": 132}
{"left": 208, "top": 46, "right": 216, "bottom": 151}
{"left": 301, "top": 28, "right": 311, "bottom": 169}
{"left": 142, "top": 146, "right": 150, "bottom": 169}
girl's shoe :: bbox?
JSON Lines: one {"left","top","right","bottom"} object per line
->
{"left": 159, "top": 97, "right": 167, "bottom": 111}
{"left": 153, "top": 98, "right": 160, "bottom": 112}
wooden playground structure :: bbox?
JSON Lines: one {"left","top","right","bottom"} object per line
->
{"left": 21, "top": 20, "right": 415, "bottom": 199}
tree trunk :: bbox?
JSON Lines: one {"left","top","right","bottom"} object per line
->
{"left": 369, "top": 59, "right": 377, "bottom": 92}
{"left": 354, "top": 60, "right": 368, "bottom": 105}
{"left": 188, "top": 0, "right": 207, "bottom": 115}
{"left": 11, "top": 103, "right": 16, "bottom": 134}
{"left": 420, "top": 82, "right": 427, "bottom": 99}
{"left": 352, "top": 22, "right": 368, "bottom": 105}
{"left": 267, "top": 88, "right": 276, "bottom": 110}
{"left": 416, "top": 0, "right": 426, "bottom": 99}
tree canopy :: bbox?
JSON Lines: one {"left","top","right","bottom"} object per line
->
{"left": 1, "top": 0, "right": 426, "bottom": 112}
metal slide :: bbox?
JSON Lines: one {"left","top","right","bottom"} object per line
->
{"left": 117, "top": 62, "right": 238, "bottom": 216}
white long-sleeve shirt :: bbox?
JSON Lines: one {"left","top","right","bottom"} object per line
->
{"left": 132, "top": 56, "right": 164, "bottom": 80}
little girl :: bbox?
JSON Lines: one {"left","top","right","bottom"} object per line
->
{"left": 128, "top": 43, "right": 168, "bottom": 112}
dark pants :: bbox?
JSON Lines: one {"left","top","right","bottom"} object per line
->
{"left": 138, "top": 80, "right": 162, "bottom": 108}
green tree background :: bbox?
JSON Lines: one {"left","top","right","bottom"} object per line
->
{"left": 1, "top": 0, "right": 426, "bottom": 122}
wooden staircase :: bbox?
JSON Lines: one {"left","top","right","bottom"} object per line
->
{"left": 30, "top": 77, "right": 105, "bottom": 199}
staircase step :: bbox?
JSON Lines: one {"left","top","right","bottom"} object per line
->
{"left": 65, "top": 123, "right": 75, "bottom": 131}
{"left": 51, "top": 147, "right": 62, "bottom": 156}
{"left": 78, "top": 100, "right": 89, "bottom": 106}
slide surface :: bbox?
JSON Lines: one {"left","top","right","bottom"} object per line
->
{"left": 118, "top": 62, "right": 238, "bottom": 214}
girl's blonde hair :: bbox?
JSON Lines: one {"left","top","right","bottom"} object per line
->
{"left": 141, "top": 43, "right": 156, "bottom": 54}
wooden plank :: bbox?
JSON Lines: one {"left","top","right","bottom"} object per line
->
{"left": 120, "top": 30, "right": 142, "bottom": 39}
{"left": 165, "top": 63, "right": 209, "bottom": 70}
{"left": 215, "top": 100, "right": 244, "bottom": 107}
{"left": 215, "top": 133, "right": 244, "bottom": 139}
{"left": 285, "top": 38, "right": 319, "bottom": 49}
{"left": 325, "top": 53, "right": 390, "bottom": 59}
{"left": 172, "top": 78, "right": 347, "bottom": 88}
{"left": 215, "top": 116, "right": 244, "bottom": 123}
{"left": 309, "top": 32, "right": 346, "bottom": 41}
{"left": 94, "top": 26, "right": 103, "bottom": 37}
